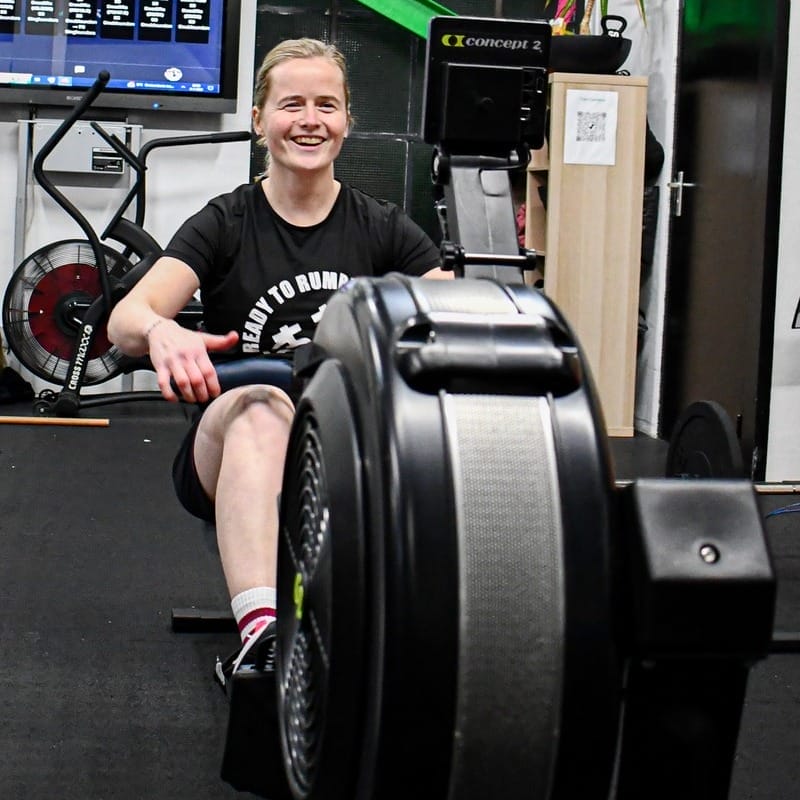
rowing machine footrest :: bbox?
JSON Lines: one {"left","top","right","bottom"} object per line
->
{"left": 221, "top": 667, "right": 292, "bottom": 799}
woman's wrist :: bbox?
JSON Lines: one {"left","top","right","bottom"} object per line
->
{"left": 143, "top": 317, "right": 166, "bottom": 342}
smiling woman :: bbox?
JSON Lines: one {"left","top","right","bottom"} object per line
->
{"left": 254, "top": 58, "right": 350, "bottom": 223}
{"left": 251, "top": 38, "right": 353, "bottom": 186}
{"left": 106, "top": 39, "right": 448, "bottom": 780}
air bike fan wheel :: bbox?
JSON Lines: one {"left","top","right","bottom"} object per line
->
{"left": 2, "top": 239, "right": 132, "bottom": 386}
{"left": 276, "top": 275, "right": 624, "bottom": 800}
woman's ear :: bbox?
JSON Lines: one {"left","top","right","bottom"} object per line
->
{"left": 251, "top": 105, "right": 263, "bottom": 137}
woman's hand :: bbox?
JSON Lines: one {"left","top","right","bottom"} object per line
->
{"left": 145, "top": 319, "right": 239, "bottom": 403}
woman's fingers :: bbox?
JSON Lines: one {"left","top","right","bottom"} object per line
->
{"left": 149, "top": 325, "right": 241, "bottom": 403}
{"left": 156, "top": 361, "right": 181, "bottom": 403}
{"left": 168, "top": 357, "right": 215, "bottom": 404}
{"left": 204, "top": 330, "right": 240, "bottom": 352}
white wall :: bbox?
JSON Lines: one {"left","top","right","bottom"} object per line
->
{"left": 766, "top": 1, "right": 800, "bottom": 482}
{"left": 0, "top": 1, "right": 257, "bottom": 393}
{"left": 588, "top": 0, "right": 680, "bottom": 437}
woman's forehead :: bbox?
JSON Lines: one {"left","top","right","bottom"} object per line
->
{"left": 268, "top": 57, "right": 345, "bottom": 97}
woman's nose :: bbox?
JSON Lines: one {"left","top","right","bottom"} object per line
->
{"left": 300, "top": 102, "right": 320, "bottom": 125}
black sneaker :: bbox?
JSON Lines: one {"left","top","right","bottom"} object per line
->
{"left": 214, "top": 620, "right": 276, "bottom": 692}
{"left": 218, "top": 619, "right": 292, "bottom": 798}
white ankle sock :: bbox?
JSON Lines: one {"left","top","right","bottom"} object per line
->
{"left": 231, "top": 586, "right": 277, "bottom": 642}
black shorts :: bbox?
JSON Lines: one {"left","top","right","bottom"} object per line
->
{"left": 172, "top": 411, "right": 215, "bottom": 523}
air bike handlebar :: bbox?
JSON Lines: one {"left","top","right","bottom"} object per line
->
{"left": 32, "top": 70, "right": 112, "bottom": 180}
{"left": 92, "top": 124, "right": 252, "bottom": 234}
{"left": 31, "top": 70, "right": 253, "bottom": 277}
{"left": 32, "top": 71, "right": 114, "bottom": 306}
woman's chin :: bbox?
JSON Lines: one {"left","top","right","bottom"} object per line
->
{"left": 281, "top": 151, "right": 332, "bottom": 171}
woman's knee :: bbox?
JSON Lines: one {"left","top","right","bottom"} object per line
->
{"left": 218, "top": 384, "right": 295, "bottom": 444}
{"left": 191, "top": 385, "right": 294, "bottom": 504}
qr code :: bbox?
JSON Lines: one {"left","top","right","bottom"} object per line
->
{"left": 576, "top": 111, "right": 606, "bottom": 142}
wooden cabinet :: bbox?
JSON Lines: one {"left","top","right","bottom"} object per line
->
{"left": 527, "top": 73, "right": 648, "bottom": 437}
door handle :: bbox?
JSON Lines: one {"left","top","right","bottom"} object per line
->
{"left": 668, "top": 170, "right": 698, "bottom": 217}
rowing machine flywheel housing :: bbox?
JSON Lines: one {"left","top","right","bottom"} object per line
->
{"left": 276, "top": 275, "right": 622, "bottom": 800}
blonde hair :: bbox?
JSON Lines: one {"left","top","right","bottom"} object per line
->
{"left": 253, "top": 37, "right": 353, "bottom": 156}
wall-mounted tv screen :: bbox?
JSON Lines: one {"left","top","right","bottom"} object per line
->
{"left": 0, "top": 0, "right": 240, "bottom": 113}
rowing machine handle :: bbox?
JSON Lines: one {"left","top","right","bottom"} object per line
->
{"left": 168, "top": 357, "right": 295, "bottom": 400}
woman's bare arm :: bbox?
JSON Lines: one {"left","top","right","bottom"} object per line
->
{"left": 107, "top": 256, "right": 238, "bottom": 403}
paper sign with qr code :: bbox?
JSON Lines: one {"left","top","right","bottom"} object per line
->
{"left": 563, "top": 89, "right": 619, "bottom": 166}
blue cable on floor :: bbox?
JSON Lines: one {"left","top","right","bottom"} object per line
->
{"left": 765, "top": 501, "right": 800, "bottom": 518}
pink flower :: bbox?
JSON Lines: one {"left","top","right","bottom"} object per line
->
{"left": 553, "top": 0, "right": 577, "bottom": 25}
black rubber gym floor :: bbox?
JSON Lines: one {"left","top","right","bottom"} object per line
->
{"left": 0, "top": 401, "right": 797, "bottom": 799}
{"left": 0, "top": 400, "right": 242, "bottom": 799}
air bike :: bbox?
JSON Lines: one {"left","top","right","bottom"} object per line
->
{"left": 1, "top": 71, "right": 293, "bottom": 415}
{"left": 215, "top": 16, "right": 789, "bottom": 800}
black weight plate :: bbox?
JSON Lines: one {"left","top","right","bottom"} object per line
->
{"left": 666, "top": 400, "right": 745, "bottom": 479}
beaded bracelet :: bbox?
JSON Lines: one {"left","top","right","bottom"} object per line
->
{"left": 143, "top": 318, "right": 165, "bottom": 341}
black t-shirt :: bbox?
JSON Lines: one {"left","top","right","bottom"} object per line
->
{"left": 162, "top": 181, "right": 440, "bottom": 356}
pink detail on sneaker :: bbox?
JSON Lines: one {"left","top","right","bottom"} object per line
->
{"left": 231, "top": 618, "right": 275, "bottom": 674}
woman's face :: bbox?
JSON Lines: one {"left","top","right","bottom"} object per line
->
{"left": 253, "top": 56, "right": 349, "bottom": 177}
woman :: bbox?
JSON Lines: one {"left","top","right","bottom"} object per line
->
{"left": 107, "top": 38, "right": 449, "bottom": 677}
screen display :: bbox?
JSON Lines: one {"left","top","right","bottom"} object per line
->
{"left": 0, "top": 0, "right": 240, "bottom": 112}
